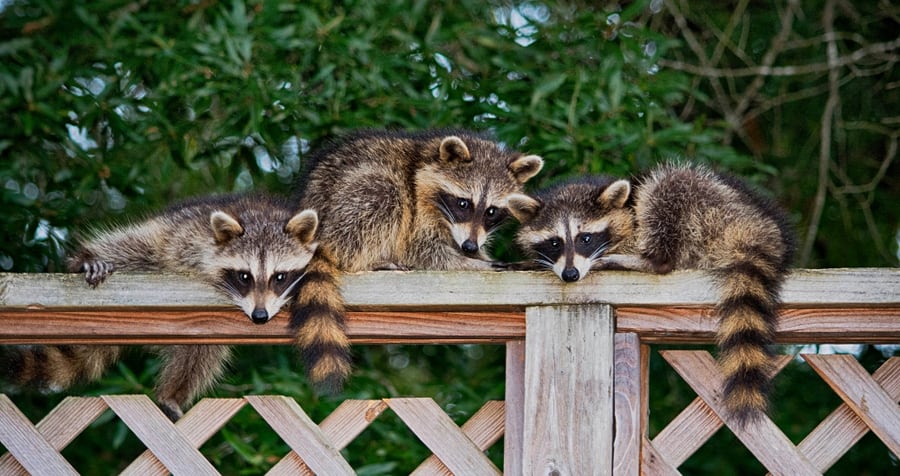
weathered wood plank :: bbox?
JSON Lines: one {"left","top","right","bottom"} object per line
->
{"left": 268, "top": 399, "right": 388, "bottom": 475}
{"left": 523, "top": 304, "right": 615, "bottom": 476}
{"left": 102, "top": 395, "right": 219, "bottom": 475}
{"left": 0, "top": 395, "right": 80, "bottom": 475}
{"left": 244, "top": 395, "right": 354, "bottom": 476}
{"left": 803, "top": 354, "right": 900, "bottom": 457}
{"left": 781, "top": 357, "right": 900, "bottom": 474}
{"left": 504, "top": 341, "right": 525, "bottom": 476}
{"left": 661, "top": 351, "right": 819, "bottom": 476}
{"left": 120, "top": 398, "right": 246, "bottom": 476}
{"left": 616, "top": 306, "right": 900, "bottom": 344}
{"left": 411, "top": 400, "right": 505, "bottom": 475}
{"left": 650, "top": 356, "right": 792, "bottom": 469}
{"left": 613, "top": 333, "right": 642, "bottom": 476}
{"left": 0, "top": 397, "right": 107, "bottom": 476}
{"left": 386, "top": 398, "right": 501, "bottom": 475}
{"left": 2, "top": 268, "right": 897, "bottom": 311}
{"left": 2, "top": 306, "right": 898, "bottom": 345}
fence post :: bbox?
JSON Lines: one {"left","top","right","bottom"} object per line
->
{"left": 522, "top": 304, "right": 615, "bottom": 475}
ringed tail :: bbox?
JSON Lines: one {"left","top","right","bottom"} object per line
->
{"left": 290, "top": 246, "right": 352, "bottom": 394}
{"left": 712, "top": 252, "right": 785, "bottom": 425}
{"left": 1, "top": 345, "right": 121, "bottom": 392}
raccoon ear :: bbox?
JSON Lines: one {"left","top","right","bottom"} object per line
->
{"left": 439, "top": 136, "right": 472, "bottom": 163}
{"left": 508, "top": 154, "right": 544, "bottom": 184}
{"left": 285, "top": 209, "right": 319, "bottom": 245}
{"left": 507, "top": 193, "right": 542, "bottom": 223}
{"left": 599, "top": 180, "right": 631, "bottom": 209}
{"left": 210, "top": 211, "right": 244, "bottom": 244}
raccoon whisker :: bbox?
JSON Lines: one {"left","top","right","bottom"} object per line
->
{"left": 589, "top": 242, "right": 611, "bottom": 262}
{"left": 281, "top": 271, "right": 308, "bottom": 298}
{"left": 436, "top": 196, "right": 456, "bottom": 224}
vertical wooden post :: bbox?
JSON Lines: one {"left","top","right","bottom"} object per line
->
{"left": 522, "top": 304, "right": 615, "bottom": 476}
{"left": 505, "top": 340, "right": 526, "bottom": 475}
{"left": 613, "top": 333, "right": 642, "bottom": 475}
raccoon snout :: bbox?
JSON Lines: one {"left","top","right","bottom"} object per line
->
{"left": 460, "top": 239, "right": 479, "bottom": 254}
{"left": 250, "top": 309, "right": 269, "bottom": 325}
{"left": 561, "top": 267, "right": 581, "bottom": 282}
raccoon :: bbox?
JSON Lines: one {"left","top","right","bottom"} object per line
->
{"left": 1, "top": 193, "right": 319, "bottom": 421}
{"left": 291, "top": 128, "right": 544, "bottom": 393}
{"left": 508, "top": 163, "right": 794, "bottom": 425}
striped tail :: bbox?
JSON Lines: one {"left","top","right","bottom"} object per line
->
{"left": 0, "top": 345, "right": 121, "bottom": 392}
{"left": 290, "top": 246, "right": 352, "bottom": 394}
{"left": 711, "top": 255, "right": 786, "bottom": 426}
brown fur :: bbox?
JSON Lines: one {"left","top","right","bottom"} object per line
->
{"left": 1, "top": 193, "right": 319, "bottom": 421}
{"left": 292, "top": 128, "right": 543, "bottom": 393}
{"left": 510, "top": 163, "right": 794, "bottom": 425}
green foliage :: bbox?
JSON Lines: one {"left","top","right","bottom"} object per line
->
{"left": 1, "top": 0, "right": 896, "bottom": 473}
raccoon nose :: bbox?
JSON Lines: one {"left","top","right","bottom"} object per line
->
{"left": 461, "top": 239, "right": 479, "bottom": 254}
{"left": 250, "top": 309, "right": 269, "bottom": 325}
{"left": 561, "top": 267, "right": 580, "bottom": 282}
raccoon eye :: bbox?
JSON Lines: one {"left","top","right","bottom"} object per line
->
{"left": 457, "top": 198, "right": 470, "bottom": 210}
{"left": 238, "top": 272, "right": 251, "bottom": 283}
{"left": 550, "top": 238, "right": 561, "bottom": 249}
{"left": 275, "top": 273, "right": 286, "bottom": 283}
{"left": 580, "top": 234, "right": 592, "bottom": 244}
{"left": 486, "top": 206, "right": 497, "bottom": 217}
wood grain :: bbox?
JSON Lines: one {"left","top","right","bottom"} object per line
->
{"left": 2, "top": 268, "right": 897, "bottom": 311}
{"left": 120, "top": 398, "right": 246, "bottom": 476}
{"left": 661, "top": 351, "right": 819, "bottom": 476}
{"left": 411, "top": 400, "right": 505, "bottom": 475}
{"left": 244, "top": 395, "right": 355, "bottom": 475}
{"left": 803, "top": 354, "right": 900, "bottom": 457}
{"left": 523, "top": 304, "right": 615, "bottom": 476}
{"left": 613, "top": 333, "right": 642, "bottom": 476}
{"left": 779, "top": 357, "right": 900, "bottom": 474}
{"left": 0, "top": 395, "right": 82, "bottom": 475}
{"left": 102, "top": 395, "right": 219, "bottom": 475}
{"left": 504, "top": 341, "right": 526, "bottom": 476}
{"left": 386, "top": 398, "right": 501, "bottom": 475}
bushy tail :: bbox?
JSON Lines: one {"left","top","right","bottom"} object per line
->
{"left": 1, "top": 345, "right": 121, "bottom": 392}
{"left": 712, "top": 253, "right": 787, "bottom": 426}
{"left": 290, "top": 246, "right": 352, "bottom": 394}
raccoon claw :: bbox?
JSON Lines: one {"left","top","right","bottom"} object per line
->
{"left": 81, "top": 260, "right": 115, "bottom": 287}
{"left": 372, "top": 262, "right": 411, "bottom": 271}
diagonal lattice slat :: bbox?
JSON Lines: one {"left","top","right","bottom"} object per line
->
{"left": 0, "top": 395, "right": 98, "bottom": 475}
{"left": 769, "top": 357, "right": 900, "bottom": 475}
{"left": 411, "top": 400, "right": 505, "bottom": 475}
{"left": 245, "top": 395, "right": 355, "bottom": 475}
{"left": 650, "top": 355, "right": 792, "bottom": 468}
{"left": 803, "top": 354, "right": 900, "bottom": 457}
{"left": 660, "top": 351, "right": 820, "bottom": 476}
{"left": 387, "top": 398, "right": 502, "bottom": 475}
{"left": 267, "top": 399, "right": 388, "bottom": 475}
{"left": 120, "top": 398, "right": 246, "bottom": 476}
{"left": 103, "top": 395, "right": 220, "bottom": 475}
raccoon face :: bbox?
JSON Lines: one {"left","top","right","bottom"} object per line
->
{"left": 521, "top": 217, "right": 614, "bottom": 282}
{"left": 509, "top": 178, "right": 632, "bottom": 282}
{"left": 434, "top": 188, "right": 509, "bottom": 256}
{"left": 211, "top": 209, "right": 319, "bottom": 324}
{"left": 423, "top": 135, "right": 543, "bottom": 257}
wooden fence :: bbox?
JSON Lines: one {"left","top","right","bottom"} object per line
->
{"left": 0, "top": 268, "right": 898, "bottom": 474}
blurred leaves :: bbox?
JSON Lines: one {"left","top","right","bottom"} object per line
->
{"left": 1, "top": 0, "right": 897, "bottom": 473}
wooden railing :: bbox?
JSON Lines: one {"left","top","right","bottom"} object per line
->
{"left": 0, "top": 268, "right": 898, "bottom": 474}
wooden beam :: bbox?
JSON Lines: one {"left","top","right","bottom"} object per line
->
{"left": 2, "top": 268, "right": 898, "bottom": 311}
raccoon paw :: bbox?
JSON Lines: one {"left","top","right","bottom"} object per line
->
{"left": 372, "top": 262, "right": 411, "bottom": 271}
{"left": 81, "top": 260, "right": 115, "bottom": 287}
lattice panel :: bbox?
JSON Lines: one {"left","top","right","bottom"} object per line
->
{"left": 0, "top": 395, "right": 504, "bottom": 475}
{"left": 642, "top": 352, "right": 900, "bottom": 475}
